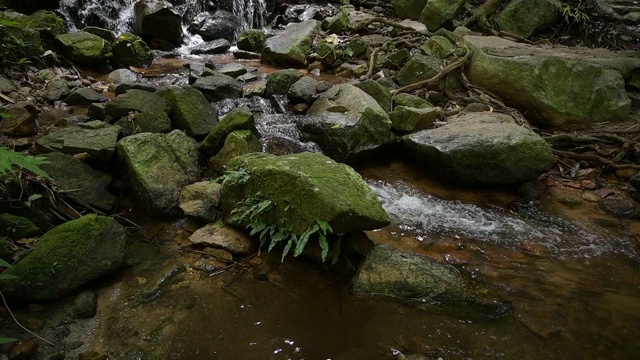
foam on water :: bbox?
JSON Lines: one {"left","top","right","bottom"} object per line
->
{"left": 369, "top": 180, "right": 633, "bottom": 258}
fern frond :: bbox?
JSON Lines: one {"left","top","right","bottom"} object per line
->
{"left": 0, "top": 147, "right": 50, "bottom": 179}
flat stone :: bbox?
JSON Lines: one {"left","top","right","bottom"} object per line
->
{"left": 189, "top": 224, "right": 256, "bottom": 255}
{"left": 36, "top": 120, "right": 121, "bottom": 161}
{"left": 217, "top": 63, "right": 247, "bottom": 78}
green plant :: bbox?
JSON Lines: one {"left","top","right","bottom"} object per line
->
{"left": 0, "top": 147, "right": 50, "bottom": 179}
{"left": 215, "top": 169, "right": 250, "bottom": 186}
{"left": 561, "top": 3, "right": 589, "bottom": 27}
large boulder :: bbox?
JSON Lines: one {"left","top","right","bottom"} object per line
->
{"left": 54, "top": 31, "right": 112, "bottom": 66}
{"left": 160, "top": 87, "right": 218, "bottom": 139}
{"left": 396, "top": 55, "right": 442, "bottom": 86}
{"left": 265, "top": 69, "right": 304, "bottom": 96}
{"left": 463, "top": 35, "right": 634, "bottom": 127}
{"left": 187, "top": 10, "right": 238, "bottom": 42}
{"left": 236, "top": 29, "right": 266, "bottom": 53}
{"left": 261, "top": 20, "right": 320, "bottom": 68}
{"left": 495, "top": 0, "right": 563, "bottom": 39}
{"left": 209, "top": 130, "right": 262, "bottom": 173}
{"left": 105, "top": 89, "right": 168, "bottom": 119}
{"left": 402, "top": 112, "right": 555, "bottom": 185}
{"left": 298, "top": 84, "right": 393, "bottom": 162}
{"left": 133, "top": 0, "right": 182, "bottom": 44}
{"left": 352, "top": 244, "right": 512, "bottom": 317}
{"left": 199, "top": 107, "right": 258, "bottom": 156}
{"left": 1, "top": 215, "right": 126, "bottom": 302}
{"left": 36, "top": 121, "right": 121, "bottom": 162}
{"left": 419, "top": 0, "right": 465, "bottom": 32}
{"left": 392, "top": 0, "right": 428, "bottom": 20}
{"left": 25, "top": 10, "right": 67, "bottom": 36}
{"left": 112, "top": 32, "right": 153, "bottom": 68}
{"left": 117, "top": 130, "right": 200, "bottom": 216}
{"left": 192, "top": 73, "right": 243, "bottom": 102}
{"left": 221, "top": 152, "right": 390, "bottom": 235}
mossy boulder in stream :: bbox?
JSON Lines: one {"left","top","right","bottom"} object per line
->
{"left": 159, "top": 87, "right": 218, "bottom": 139}
{"left": 199, "top": 107, "right": 258, "bottom": 156}
{"left": 105, "top": 89, "right": 169, "bottom": 119}
{"left": 298, "top": 84, "right": 392, "bottom": 162}
{"left": 221, "top": 152, "right": 390, "bottom": 235}
{"left": 1, "top": 214, "right": 126, "bottom": 302}
{"left": 402, "top": 112, "right": 554, "bottom": 185}
{"left": 112, "top": 32, "right": 153, "bottom": 68}
{"left": 352, "top": 244, "right": 512, "bottom": 318}
{"left": 192, "top": 72, "right": 243, "bottom": 101}
{"left": 236, "top": 29, "right": 266, "bottom": 53}
{"left": 54, "top": 31, "right": 112, "bottom": 66}
{"left": 261, "top": 19, "right": 320, "bottom": 68}
{"left": 117, "top": 130, "right": 200, "bottom": 216}
{"left": 25, "top": 10, "right": 67, "bottom": 36}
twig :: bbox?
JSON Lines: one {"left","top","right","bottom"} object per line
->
{"left": 0, "top": 289, "right": 54, "bottom": 346}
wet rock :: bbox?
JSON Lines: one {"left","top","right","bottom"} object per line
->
{"left": 218, "top": 63, "right": 247, "bottom": 78}
{"left": 463, "top": 35, "right": 634, "bottom": 127}
{"left": 419, "top": 0, "right": 465, "bottom": 32}
{"left": 105, "top": 89, "right": 168, "bottom": 119}
{"left": 187, "top": 10, "right": 238, "bottom": 42}
{"left": 106, "top": 69, "right": 138, "bottom": 84}
{"left": 392, "top": 0, "right": 428, "bottom": 20}
{"left": 0, "top": 213, "right": 40, "bottom": 238}
{"left": 39, "top": 152, "right": 116, "bottom": 211}
{"left": 0, "top": 76, "right": 17, "bottom": 93}
{"left": 54, "top": 32, "right": 112, "bottom": 67}
{"left": 0, "top": 106, "right": 37, "bottom": 137}
{"left": 71, "top": 290, "right": 98, "bottom": 319}
{"left": 190, "top": 39, "right": 231, "bottom": 55}
{"left": 299, "top": 84, "right": 393, "bottom": 162}
{"left": 117, "top": 130, "right": 199, "bottom": 216}
{"left": 114, "top": 110, "right": 171, "bottom": 136}
{"left": 200, "top": 107, "right": 258, "bottom": 156}
{"left": 36, "top": 121, "right": 121, "bottom": 162}
{"left": 42, "top": 76, "right": 70, "bottom": 102}
{"left": 352, "top": 244, "right": 512, "bottom": 317}
{"left": 390, "top": 106, "right": 443, "bottom": 133}
{"left": 179, "top": 181, "right": 222, "bottom": 221}
{"left": 233, "top": 49, "right": 262, "bottom": 60}
{"left": 396, "top": 55, "right": 443, "bottom": 87}
{"left": 261, "top": 20, "right": 320, "bottom": 68}
{"left": 113, "top": 83, "right": 156, "bottom": 96}
{"left": 236, "top": 29, "right": 266, "bottom": 53}
{"left": 210, "top": 130, "right": 262, "bottom": 173}
{"left": 82, "top": 26, "right": 116, "bottom": 42}
{"left": 496, "top": 0, "right": 563, "bottom": 39}
{"left": 402, "top": 112, "right": 555, "bottom": 185}
{"left": 112, "top": 32, "right": 153, "bottom": 68}
{"left": 265, "top": 68, "right": 304, "bottom": 96}
{"left": 288, "top": 76, "right": 318, "bottom": 104}
{"left": 243, "top": 80, "right": 267, "bottom": 97}
{"left": 160, "top": 87, "right": 218, "bottom": 139}
{"left": 222, "top": 152, "right": 390, "bottom": 235}
{"left": 64, "top": 87, "right": 108, "bottom": 106}
{"left": 134, "top": 0, "right": 182, "bottom": 44}
{"left": 602, "top": 195, "right": 640, "bottom": 218}
{"left": 192, "top": 72, "right": 243, "bottom": 101}
{"left": 189, "top": 224, "right": 255, "bottom": 255}
{"left": 2, "top": 214, "right": 126, "bottom": 302}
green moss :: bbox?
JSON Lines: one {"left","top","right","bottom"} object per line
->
{"left": 0, "top": 213, "right": 40, "bottom": 238}
{"left": 25, "top": 10, "right": 67, "bottom": 36}
{"left": 112, "top": 32, "right": 153, "bottom": 67}
{"left": 54, "top": 32, "right": 112, "bottom": 66}
{"left": 209, "top": 130, "right": 262, "bottom": 173}
{"left": 199, "top": 107, "right": 257, "bottom": 156}
{"left": 236, "top": 30, "right": 266, "bottom": 53}
{"left": 265, "top": 68, "right": 304, "bottom": 96}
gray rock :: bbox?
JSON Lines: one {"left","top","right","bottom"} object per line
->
{"left": 190, "top": 38, "right": 231, "bottom": 55}
{"left": 72, "top": 290, "right": 98, "bottom": 319}
{"left": 160, "top": 87, "right": 218, "bottom": 139}
{"left": 134, "top": 0, "right": 182, "bottom": 44}
{"left": 82, "top": 26, "right": 115, "bottom": 42}
{"left": 354, "top": 79, "right": 392, "bottom": 111}
{"left": 105, "top": 89, "right": 168, "bottom": 119}
{"left": 43, "top": 76, "right": 70, "bottom": 102}
{"left": 192, "top": 73, "right": 242, "bottom": 101}
{"left": 217, "top": 63, "right": 247, "bottom": 78}
{"left": 261, "top": 20, "right": 320, "bottom": 68}
{"left": 179, "top": 181, "right": 222, "bottom": 221}
{"left": 402, "top": 112, "right": 555, "bottom": 185}
{"left": 265, "top": 68, "right": 304, "bottom": 96}
{"left": 36, "top": 121, "right": 121, "bottom": 162}
{"left": 352, "top": 244, "right": 512, "bottom": 317}
{"left": 396, "top": 55, "right": 442, "bottom": 87}
{"left": 418, "top": 0, "right": 465, "bottom": 32}
{"left": 2, "top": 215, "right": 126, "bottom": 302}
{"left": 0, "top": 76, "right": 17, "bottom": 93}
{"left": 117, "top": 130, "right": 200, "bottom": 216}
{"left": 602, "top": 195, "right": 640, "bottom": 218}
{"left": 113, "top": 111, "right": 171, "bottom": 137}
{"left": 189, "top": 224, "right": 256, "bottom": 255}
{"left": 390, "top": 106, "right": 443, "bottom": 133}
{"left": 287, "top": 76, "right": 318, "bottom": 103}
{"left": 187, "top": 10, "right": 238, "bottom": 42}
{"left": 496, "top": 0, "right": 563, "bottom": 39}
{"left": 106, "top": 69, "right": 139, "bottom": 84}
{"left": 113, "top": 83, "right": 156, "bottom": 96}
{"left": 64, "top": 87, "right": 108, "bottom": 106}
{"left": 40, "top": 152, "right": 116, "bottom": 211}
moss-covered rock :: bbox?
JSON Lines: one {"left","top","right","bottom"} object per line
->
{"left": 323, "top": 8, "right": 350, "bottom": 34}
{"left": 418, "top": 0, "right": 465, "bottom": 32}
{"left": 113, "top": 110, "right": 172, "bottom": 137}
{"left": 54, "top": 31, "right": 112, "bottom": 67}
{"left": 299, "top": 84, "right": 392, "bottom": 162}
{"left": 105, "top": 89, "right": 168, "bottom": 119}
{"left": 0, "top": 25, "right": 44, "bottom": 65}
{"left": 179, "top": 181, "right": 222, "bottom": 221}
{"left": 209, "top": 130, "right": 262, "bottom": 173}
{"left": 288, "top": 76, "right": 319, "bottom": 104}
{"left": 82, "top": 26, "right": 116, "bottom": 42}
{"left": 390, "top": 105, "right": 443, "bottom": 133}
{"left": 0, "top": 213, "right": 40, "bottom": 238}
{"left": 402, "top": 112, "right": 555, "bottom": 185}
{"left": 25, "top": 10, "right": 67, "bottom": 36}
{"left": 36, "top": 120, "right": 121, "bottom": 162}
{"left": 495, "top": 0, "right": 563, "bottom": 39}
{"left": 261, "top": 19, "right": 320, "bottom": 68}
{"left": 221, "top": 152, "right": 390, "bottom": 235}
{"left": 393, "top": 93, "right": 433, "bottom": 109}
{"left": 160, "top": 87, "right": 218, "bottom": 139}
{"left": 392, "top": 0, "right": 428, "bottom": 20}
{"left": 422, "top": 35, "right": 454, "bottom": 59}
{"left": 354, "top": 79, "right": 393, "bottom": 111}
{"left": 112, "top": 32, "right": 153, "bottom": 68}
{"left": 192, "top": 72, "right": 243, "bottom": 101}
{"left": 352, "top": 244, "right": 512, "bottom": 317}
{"left": 236, "top": 29, "right": 266, "bottom": 53}
{"left": 396, "top": 55, "right": 443, "bottom": 86}
{"left": 1, "top": 214, "right": 126, "bottom": 302}
{"left": 199, "top": 107, "right": 258, "bottom": 156}
{"left": 117, "top": 130, "right": 200, "bottom": 216}
{"left": 265, "top": 68, "right": 304, "bottom": 96}
{"left": 64, "top": 87, "right": 108, "bottom": 106}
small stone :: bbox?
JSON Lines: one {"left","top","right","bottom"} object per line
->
{"left": 582, "top": 191, "right": 600, "bottom": 202}
{"left": 602, "top": 195, "right": 640, "bottom": 218}
{"left": 8, "top": 340, "right": 38, "bottom": 360}
{"left": 581, "top": 179, "right": 597, "bottom": 190}
{"left": 179, "top": 181, "right": 222, "bottom": 221}
{"left": 189, "top": 224, "right": 256, "bottom": 255}
{"left": 72, "top": 290, "right": 98, "bottom": 319}
{"left": 615, "top": 169, "right": 637, "bottom": 180}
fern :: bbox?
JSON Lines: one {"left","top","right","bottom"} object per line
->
{"left": 0, "top": 147, "right": 51, "bottom": 179}
{"left": 216, "top": 168, "right": 251, "bottom": 186}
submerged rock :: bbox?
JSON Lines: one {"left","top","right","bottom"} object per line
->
{"left": 221, "top": 152, "right": 390, "bottom": 235}
{"left": 1, "top": 214, "right": 126, "bottom": 302}
{"left": 261, "top": 20, "right": 320, "bottom": 68}
{"left": 117, "top": 130, "right": 200, "bottom": 216}
{"left": 352, "top": 244, "right": 512, "bottom": 318}
{"left": 402, "top": 112, "right": 554, "bottom": 185}
{"left": 36, "top": 120, "right": 121, "bottom": 161}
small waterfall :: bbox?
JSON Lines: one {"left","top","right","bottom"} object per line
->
{"left": 233, "top": 0, "right": 268, "bottom": 32}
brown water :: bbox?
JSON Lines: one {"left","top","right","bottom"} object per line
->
{"left": 77, "top": 159, "right": 640, "bottom": 360}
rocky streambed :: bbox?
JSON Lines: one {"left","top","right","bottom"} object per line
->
{"left": 1, "top": 0, "right": 640, "bottom": 359}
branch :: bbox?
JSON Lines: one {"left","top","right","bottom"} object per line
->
{"left": 552, "top": 150, "right": 640, "bottom": 170}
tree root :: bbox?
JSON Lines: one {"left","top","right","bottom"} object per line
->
{"left": 552, "top": 150, "right": 640, "bottom": 170}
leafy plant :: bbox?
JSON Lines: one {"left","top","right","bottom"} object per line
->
{"left": 561, "top": 3, "right": 590, "bottom": 27}
{"left": 215, "top": 169, "right": 251, "bottom": 186}
{"left": 0, "top": 147, "right": 50, "bottom": 179}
